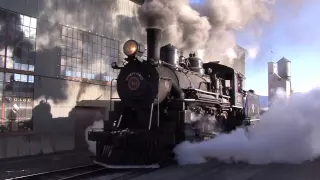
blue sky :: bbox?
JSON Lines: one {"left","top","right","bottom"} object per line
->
{"left": 190, "top": 0, "right": 320, "bottom": 95}
{"left": 242, "top": 1, "right": 320, "bottom": 95}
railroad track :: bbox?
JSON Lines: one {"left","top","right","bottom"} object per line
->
{"left": 6, "top": 164, "right": 124, "bottom": 180}
{"left": 6, "top": 164, "right": 161, "bottom": 180}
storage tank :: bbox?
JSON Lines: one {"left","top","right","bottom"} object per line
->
{"left": 277, "top": 57, "right": 291, "bottom": 80}
{"left": 268, "top": 61, "right": 279, "bottom": 104}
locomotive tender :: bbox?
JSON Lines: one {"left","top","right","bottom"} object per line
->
{"left": 88, "top": 28, "right": 260, "bottom": 169}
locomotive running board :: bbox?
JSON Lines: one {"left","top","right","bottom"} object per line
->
{"left": 94, "top": 160, "right": 160, "bottom": 169}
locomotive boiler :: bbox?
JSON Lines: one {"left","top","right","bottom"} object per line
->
{"left": 88, "top": 28, "right": 260, "bottom": 169}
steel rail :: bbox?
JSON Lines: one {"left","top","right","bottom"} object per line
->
{"left": 6, "top": 164, "right": 105, "bottom": 180}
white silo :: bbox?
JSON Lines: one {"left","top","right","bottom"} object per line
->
{"left": 268, "top": 57, "right": 292, "bottom": 105}
{"left": 268, "top": 62, "right": 281, "bottom": 103}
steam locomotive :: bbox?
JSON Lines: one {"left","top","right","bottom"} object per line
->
{"left": 88, "top": 28, "right": 260, "bottom": 169}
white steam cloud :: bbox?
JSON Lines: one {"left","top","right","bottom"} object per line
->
{"left": 174, "top": 88, "right": 320, "bottom": 165}
{"left": 247, "top": 46, "right": 260, "bottom": 60}
{"left": 138, "top": 0, "right": 313, "bottom": 68}
{"left": 85, "top": 120, "right": 104, "bottom": 155}
{"left": 138, "top": 0, "right": 274, "bottom": 66}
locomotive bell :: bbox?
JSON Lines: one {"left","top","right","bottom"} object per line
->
{"left": 123, "top": 40, "right": 145, "bottom": 57}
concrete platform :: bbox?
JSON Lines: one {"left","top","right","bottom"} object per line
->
{"left": 0, "top": 150, "right": 93, "bottom": 179}
{"left": 132, "top": 159, "right": 320, "bottom": 180}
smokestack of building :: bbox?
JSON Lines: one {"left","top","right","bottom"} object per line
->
{"left": 268, "top": 57, "right": 292, "bottom": 105}
{"left": 146, "top": 28, "right": 162, "bottom": 61}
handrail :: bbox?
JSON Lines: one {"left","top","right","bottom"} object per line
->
{"left": 109, "top": 78, "right": 117, "bottom": 111}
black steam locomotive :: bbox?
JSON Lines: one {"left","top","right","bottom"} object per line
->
{"left": 88, "top": 28, "right": 260, "bottom": 169}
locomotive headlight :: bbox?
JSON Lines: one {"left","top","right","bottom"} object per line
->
{"left": 123, "top": 40, "right": 145, "bottom": 57}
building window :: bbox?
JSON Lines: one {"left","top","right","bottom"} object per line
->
{"left": 0, "top": 8, "right": 36, "bottom": 133}
{"left": 0, "top": 72, "right": 34, "bottom": 132}
{"left": 60, "top": 26, "right": 119, "bottom": 83}
{"left": 2, "top": 9, "right": 36, "bottom": 72}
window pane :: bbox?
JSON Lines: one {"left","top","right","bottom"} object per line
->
{"left": 30, "top": 28, "right": 36, "bottom": 40}
{"left": 30, "top": 17, "right": 37, "bottom": 28}
{"left": 22, "top": 16, "right": 29, "bottom": 26}
{"left": 0, "top": 56, "right": 5, "bottom": 68}
{"left": 62, "top": 26, "right": 68, "bottom": 36}
{"left": 59, "top": 26, "right": 120, "bottom": 81}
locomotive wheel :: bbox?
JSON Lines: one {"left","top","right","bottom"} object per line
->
{"left": 217, "top": 112, "right": 227, "bottom": 132}
{"left": 223, "top": 111, "right": 240, "bottom": 133}
{"left": 218, "top": 111, "right": 237, "bottom": 133}
{"left": 183, "top": 124, "right": 199, "bottom": 142}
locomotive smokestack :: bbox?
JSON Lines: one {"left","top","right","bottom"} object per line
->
{"left": 146, "top": 28, "right": 162, "bottom": 61}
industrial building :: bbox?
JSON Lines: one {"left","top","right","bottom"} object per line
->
{"left": 268, "top": 57, "right": 292, "bottom": 105}
{"left": 0, "top": 0, "right": 145, "bottom": 159}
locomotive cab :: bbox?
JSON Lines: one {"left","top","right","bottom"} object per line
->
{"left": 203, "top": 62, "right": 234, "bottom": 96}
{"left": 202, "top": 62, "right": 249, "bottom": 107}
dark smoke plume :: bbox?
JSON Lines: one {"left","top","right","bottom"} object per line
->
{"left": 138, "top": 0, "right": 210, "bottom": 57}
